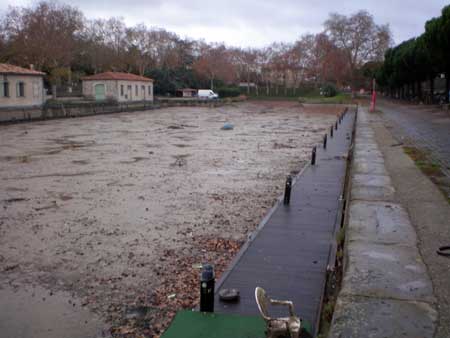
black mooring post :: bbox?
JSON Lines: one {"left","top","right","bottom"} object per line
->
{"left": 323, "top": 133, "right": 327, "bottom": 149}
{"left": 283, "top": 175, "right": 292, "bottom": 205}
{"left": 330, "top": 125, "right": 334, "bottom": 138}
{"left": 311, "top": 146, "right": 317, "bottom": 165}
{"left": 200, "top": 264, "right": 215, "bottom": 312}
{"left": 335, "top": 121, "right": 338, "bottom": 130}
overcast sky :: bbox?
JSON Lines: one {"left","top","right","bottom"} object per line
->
{"left": 0, "top": 0, "right": 448, "bottom": 47}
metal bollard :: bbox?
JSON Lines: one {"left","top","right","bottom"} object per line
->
{"left": 283, "top": 175, "right": 292, "bottom": 205}
{"left": 200, "top": 264, "right": 215, "bottom": 312}
{"left": 323, "top": 134, "right": 327, "bottom": 149}
{"left": 335, "top": 121, "right": 338, "bottom": 130}
{"left": 311, "top": 146, "right": 316, "bottom": 165}
{"left": 330, "top": 125, "right": 334, "bottom": 138}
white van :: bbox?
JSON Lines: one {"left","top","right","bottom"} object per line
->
{"left": 198, "top": 89, "right": 219, "bottom": 100}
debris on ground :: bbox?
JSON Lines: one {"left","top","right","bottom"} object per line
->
{"left": 109, "top": 236, "right": 243, "bottom": 337}
{"left": 221, "top": 123, "right": 234, "bottom": 130}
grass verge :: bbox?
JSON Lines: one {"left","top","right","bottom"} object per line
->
{"left": 316, "top": 224, "right": 346, "bottom": 338}
{"left": 403, "top": 146, "right": 450, "bottom": 204}
{"left": 298, "top": 93, "right": 353, "bottom": 104}
{"left": 247, "top": 95, "right": 301, "bottom": 101}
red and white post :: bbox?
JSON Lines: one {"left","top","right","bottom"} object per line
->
{"left": 370, "top": 78, "right": 377, "bottom": 112}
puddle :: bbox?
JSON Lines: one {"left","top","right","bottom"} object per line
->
{"left": 0, "top": 284, "right": 109, "bottom": 338}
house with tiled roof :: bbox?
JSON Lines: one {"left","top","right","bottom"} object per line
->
{"left": 0, "top": 63, "right": 46, "bottom": 108}
{"left": 81, "top": 72, "right": 154, "bottom": 102}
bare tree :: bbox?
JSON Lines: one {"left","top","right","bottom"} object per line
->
{"left": 256, "top": 48, "right": 273, "bottom": 95}
{"left": 0, "top": 1, "right": 390, "bottom": 97}
{"left": 325, "top": 10, "right": 392, "bottom": 92}
{"left": 125, "top": 24, "right": 154, "bottom": 75}
{"left": 193, "top": 44, "right": 235, "bottom": 90}
{"left": 231, "top": 48, "right": 259, "bottom": 94}
{"left": 2, "top": 1, "right": 84, "bottom": 70}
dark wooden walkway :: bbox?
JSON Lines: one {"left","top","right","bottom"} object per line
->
{"left": 214, "top": 108, "right": 356, "bottom": 335}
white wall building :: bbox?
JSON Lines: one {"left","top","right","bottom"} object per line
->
{"left": 81, "top": 72, "right": 154, "bottom": 102}
{"left": 0, "top": 63, "right": 46, "bottom": 108}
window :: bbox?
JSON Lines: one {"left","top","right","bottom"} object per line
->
{"left": 135, "top": 85, "right": 138, "bottom": 96}
{"left": 33, "top": 82, "right": 39, "bottom": 98}
{"left": 148, "top": 85, "right": 151, "bottom": 95}
{"left": 141, "top": 85, "right": 145, "bottom": 94}
{"left": 16, "top": 82, "right": 25, "bottom": 97}
{"left": 2, "top": 81, "right": 9, "bottom": 97}
{"left": 120, "top": 85, "right": 124, "bottom": 96}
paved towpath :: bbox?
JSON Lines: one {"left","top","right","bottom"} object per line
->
{"left": 214, "top": 108, "right": 355, "bottom": 335}
{"left": 329, "top": 106, "right": 439, "bottom": 338}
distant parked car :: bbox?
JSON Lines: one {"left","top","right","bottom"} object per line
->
{"left": 198, "top": 89, "right": 219, "bottom": 100}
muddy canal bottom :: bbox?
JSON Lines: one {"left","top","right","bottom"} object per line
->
{"left": 0, "top": 101, "right": 339, "bottom": 337}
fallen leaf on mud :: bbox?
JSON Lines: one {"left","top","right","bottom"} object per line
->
{"left": 147, "top": 236, "right": 243, "bottom": 336}
{"left": 113, "top": 326, "right": 136, "bottom": 334}
{"left": 4, "top": 264, "right": 19, "bottom": 271}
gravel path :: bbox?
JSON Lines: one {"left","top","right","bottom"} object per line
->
{"left": 378, "top": 99, "right": 450, "bottom": 178}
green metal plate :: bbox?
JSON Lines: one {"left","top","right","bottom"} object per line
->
{"left": 162, "top": 310, "right": 313, "bottom": 338}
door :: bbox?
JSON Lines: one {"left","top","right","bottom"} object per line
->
{"left": 127, "top": 85, "right": 132, "bottom": 101}
{"left": 94, "top": 84, "right": 106, "bottom": 101}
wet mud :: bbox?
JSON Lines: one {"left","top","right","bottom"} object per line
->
{"left": 0, "top": 101, "right": 340, "bottom": 337}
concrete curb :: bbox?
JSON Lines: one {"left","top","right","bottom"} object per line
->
{"left": 328, "top": 107, "right": 438, "bottom": 338}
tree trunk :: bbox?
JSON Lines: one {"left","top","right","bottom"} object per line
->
{"left": 429, "top": 76, "right": 434, "bottom": 104}
{"left": 266, "top": 81, "right": 269, "bottom": 96}
{"left": 67, "top": 67, "right": 72, "bottom": 93}
{"left": 210, "top": 77, "right": 214, "bottom": 91}
{"left": 446, "top": 72, "right": 450, "bottom": 104}
{"left": 247, "top": 69, "right": 250, "bottom": 95}
{"left": 417, "top": 81, "right": 422, "bottom": 102}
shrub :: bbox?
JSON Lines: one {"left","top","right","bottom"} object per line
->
{"left": 217, "top": 87, "right": 241, "bottom": 98}
{"left": 320, "top": 83, "right": 338, "bottom": 97}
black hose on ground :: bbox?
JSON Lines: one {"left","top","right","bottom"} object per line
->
{"left": 437, "top": 246, "right": 450, "bottom": 257}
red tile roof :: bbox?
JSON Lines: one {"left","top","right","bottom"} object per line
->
{"left": 0, "top": 63, "right": 45, "bottom": 76}
{"left": 81, "top": 72, "right": 153, "bottom": 82}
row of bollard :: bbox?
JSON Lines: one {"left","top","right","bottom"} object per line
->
{"left": 283, "top": 107, "right": 349, "bottom": 205}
